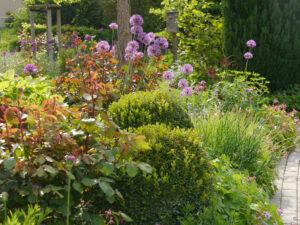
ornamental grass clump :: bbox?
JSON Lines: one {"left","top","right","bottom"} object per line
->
{"left": 108, "top": 90, "right": 193, "bottom": 129}
{"left": 115, "top": 123, "right": 214, "bottom": 225}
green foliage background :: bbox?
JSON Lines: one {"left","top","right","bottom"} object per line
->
{"left": 223, "top": 0, "right": 300, "bottom": 90}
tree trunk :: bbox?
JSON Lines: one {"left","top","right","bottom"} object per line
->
{"left": 117, "top": 0, "right": 131, "bottom": 65}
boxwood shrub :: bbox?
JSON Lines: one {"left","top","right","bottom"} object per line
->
{"left": 108, "top": 90, "right": 193, "bottom": 129}
{"left": 115, "top": 123, "right": 214, "bottom": 224}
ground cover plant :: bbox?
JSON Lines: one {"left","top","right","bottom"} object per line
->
{"left": 0, "top": 5, "right": 298, "bottom": 225}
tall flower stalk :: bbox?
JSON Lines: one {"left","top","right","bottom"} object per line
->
{"left": 2, "top": 192, "right": 8, "bottom": 223}
{"left": 65, "top": 155, "right": 75, "bottom": 225}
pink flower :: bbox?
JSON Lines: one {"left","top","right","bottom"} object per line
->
{"left": 109, "top": 23, "right": 118, "bottom": 30}
{"left": 246, "top": 40, "right": 256, "bottom": 48}
{"left": 273, "top": 99, "right": 279, "bottom": 104}
{"left": 244, "top": 52, "right": 253, "bottom": 59}
{"left": 277, "top": 208, "right": 283, "bottom": 215}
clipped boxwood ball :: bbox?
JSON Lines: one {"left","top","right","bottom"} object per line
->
{"left": 116, "top": 123, "right": 214, "bottom": 225}
{"left": 108, "top": 90, "right": 193, "bottom": 129}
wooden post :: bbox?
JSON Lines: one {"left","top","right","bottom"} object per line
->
{"left": 29, "top": 10, "right": 35, "bottom": 43}
{"left": 46, "top": 6, "right": 54, "bottom": 63}
{"left": 57, "top": 8, "right": 62, "bottom": 51}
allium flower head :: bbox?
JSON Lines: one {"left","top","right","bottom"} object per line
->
{"left": 147, "top": 44, "right": 161, "bottom": 57}
{"left": 140, "top": 33, "right": 151, "bottom": 45}
{"left": 126, "top": 40, "right": 139, "bottom": 51}
{"left": 66, "top": 155, "right": 75, "bottom": 161}
{"left": 1, "top": 192, "right": 8, "bottom": 201}
{"left": 48, "top": 40, "right": 56, "bottom": 44}
{"left": 181, "top": 87, "right": 193, "bottom": 96}
{"left": 277, "top": 209, "right": 283, "bottom": 215}
{"left": 244, "top": 52, "right": 253, "bottom": 59}
{"left": 19, "top": 40, "right": 28, "bottom": 45}
{"left": 130, "top": 14, "right": 144, "bottom": 26}
{"left": 154, "top": 37, "right": 169, "bottom": 50}
{"left": 178, "top": 79, "right": 189, "bottom": 89}
{"left": 23, "top": 64, "right": 37, "bottom": 74}
{"left": 109, "top": 23, "right": 118, "bottom": 30}
{"left": 181, "top": 64, "right": 193, "bottom": 74}
{"left": 97, "top": 41, "right": 110, "bottom": 52}
{"left": 131, "top": 26, "right": 143, "bottom": 35}
{"left": 2, "top": 51, "right": 7, "bottom": 56}
{"left": 148, "top": 32, "right": 155, "bottom": 42}
{"left": 84, "top": 35, "right": 92, "bottom": 41}
{"left": 246, "top": 40, "right": 256, "bottom": 48}
{"left": 163, "top": 71, "right": 174, "bottom": 80}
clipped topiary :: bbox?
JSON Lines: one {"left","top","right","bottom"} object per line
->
{"left": 115, "top": 123, "right": 214, "bottom": 225}
{"left": 108, "top": 90, "right": 193, "bottom": 129}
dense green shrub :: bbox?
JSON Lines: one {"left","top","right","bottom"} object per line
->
{"left": 108, "top": 90, "right": 193, "bottom": 129}
{"left": 194, "top": 111, "right": 277, "bottom": 193}
{"left": 116, "top": 123, "right": 214, "bottom": 225}
{"left": 223, "top": 0, "right": 300, "bottom": 90}
{"left": 179, "top": 156, "right": 283, "bottom": 224}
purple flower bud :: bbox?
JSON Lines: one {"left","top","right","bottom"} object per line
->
{"left": 66, "top": 155, "right": 75, "bottom": 161}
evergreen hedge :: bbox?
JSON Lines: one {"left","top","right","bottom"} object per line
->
{"left": 223, "top": 0, "right": 300, "bottom": 90}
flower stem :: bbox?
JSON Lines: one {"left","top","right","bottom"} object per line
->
{"left": 4, "top": 201, "right": 7, "bottom": 223}
{"left": 66, "top": 167, "right": 71, "bottom": 225}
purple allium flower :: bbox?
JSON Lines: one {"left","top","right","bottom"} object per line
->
{"left": 71, "top": 34, "right": 78, "bottom": 40}
{"left": 124, "top": 52, "right": 137, "bottom": 61}
{"left": 163, "top": 71, "right": 174, "bottom": 80}
{"left": 140, "top": 33, "right": 151, "bottom": 45}
{"left": 136, "top": 52, "right": 144, "bottom": 58}
{"left": 19, "top": 40, "right": 28, "bottom": 45}
{"left": 154, "top": 37, "right": 169, "bottom": 50}
{"left": 131, "top": 26, "right": 143, "bottom": 35}
{"left": 246, "top": 40, "right": 256, "bottom": 48}
{"left": 31, "top": 42, "right": 37, "bottom": 52}
{"left": 84, "top": 35, "right": 92, "bottom": 41}
{"left": 147, "top": 32, "right": 155, "bottom": 42}
{"left": 97, "top": 41, "right": 110, "bottom": 52}
{"left": 64, "top": 44, "right": 69, "bottom": 50}
{"left": 199, "top": 80, "right": 206, "bottom": 86}
{"left": 48, "top": 40, "right": 56, "bottom": 44}
{"left": 181, "top": 87, "right": 193, "bottom": 96}
{"left": 244, "top": 52, "right": 253, "bottom": 59}
{"left": 109, "top": 23, "right": 118, "bottom": 30}
{"left": 126, "top": 40, "right": 139, "bottom": 51}
{"left": 147, "top": 44, "right": 161, "bottom": 57}
{"left": 264, "top": 212, "right": 271, "bottom": 221}
{"left": 32, "top": 185, "right": 41, "bottom": 190}
{"left": 14, "top": 74, "right": 19, "bottom": 77}
{"left": 1, "top": 192, "right": 8, "bottom": 201}
{"left": 23, "top": 64, "right": 37, "bottom": 74}
{"left": 181, "top": 64, "right": 193, "bottom": 74}
{"left": 99, "top": 28, "right": 104, "bottom": 32}
{"left": 130, "top": 14, "right": 144, "bottom": 26}
{"left": 66, "top": 155, "right": 75, "bottom": 161}
{"left": 245, "top": 89, "right": 249, "bottom": 93}
{"left": 178, "top": 79, "right": 189, "bottom": 89}
{"left": 2, "top": 51, "right": 7, "bottom": 56}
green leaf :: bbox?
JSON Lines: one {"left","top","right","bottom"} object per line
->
{"left": 43, "top": 165, "right": 58, "bottom": 176}
{"left": 3, "top": 158, "right": 16, "bottom": 170}
{"left": 99, "top": 181, "right": 114, "bottom": 198}
{"left": 126, "top": 163, "right": 138, "bottom": 177}
{"left": 83, "top": 93, "right": 92, "bottom": 101}
{"left": 138, "top": 162, "right": 152, "bottom": 174}
{"left": 66, "top": 171, "right": 75, "bottom": 180}
{"left": 120, "top": 212, "right": 133, "bottom": 222}
{"left": 105, "top": 150, "right": 115, "bottom": 162}
{"left": 28, "top": 194, "right": 36, "bottom": 203}
{"left": 102, "top": 162, "right": 114, "bottom": 176}
{"left": 72, "top": 181, "right": 83, "bottom": 192}
{"left": 82, "top": 178, "right": 98, "bottom": 187}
